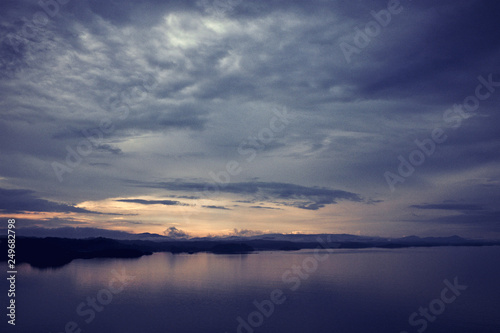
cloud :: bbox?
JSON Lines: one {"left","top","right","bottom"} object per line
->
{"left": 249, "top": 206, "right": 281, "bottom": 210}
{"left": 96, "top": 144, "right": 122, "bottom": 155}
{"left": 1, "top": 0, "right": 500, "bottom": 238}
{"left": 17, "top": 217, "right": 89, "bottom": 229}
{"left": 129, "top": 180, "right": 365, "bottom": 210}
{"left": 229, "top": 228, "right": 264, "bottom": 237}
{"left": 408, "top": 201, "right": 500, "bottom": 234}
{"left": 0, "top": 187, "right": 114, "bottom": 215}
{"left": 116, "top": 199, "right": 189, "bottom": 206}
{"left": 202, "top": 205, "right": 231, "bottom": 210}
{"left": 167, "top": 195, "right": 200, "bottom": 200}
{"left": 164, "top": 226, "right": 190, "bottom": 239}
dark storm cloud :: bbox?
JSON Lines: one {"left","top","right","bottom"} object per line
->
{"left": 128, "top": 180, "right": 365, "bottom": 210}
{"left": 0, "top": 188, "right": 111, "bottom": 214}
{"left": 116, "top": 199, "right": 189, "bottom": 206}
{"left": 3, "top": 0, "right": 500, "bottom": 107}
{"left": 47, "top": 106, "right": 208, "bottom": 146}
{"left": 336, "top": 1, "right": 500, "bottom": 103}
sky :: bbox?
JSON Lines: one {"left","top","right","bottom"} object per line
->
{"left": 1, "top": 0, "right": 499, "bottom": 239}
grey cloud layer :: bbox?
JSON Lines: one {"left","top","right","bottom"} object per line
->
{"left": 116, "top": 199, "right": 190, "bottom": 206}
{"left": 0, "top": 187, "right": 114, "bottom": 215}
{"left": 128, "top": 180, "right": 364, "bottom": 210}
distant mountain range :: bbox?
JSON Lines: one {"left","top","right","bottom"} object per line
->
{"left": 3, "top": 226, "right": 172, "bottom": 241}
{"left": 1, "top": 227, "right": 499, "bottom": 268}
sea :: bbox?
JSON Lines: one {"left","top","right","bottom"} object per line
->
{"left": 2, "top": 246, "right": 500, "bottom": 333}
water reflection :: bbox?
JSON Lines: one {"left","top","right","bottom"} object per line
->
{"left": 2, "top": 247, "right": 500, "bottom": 333}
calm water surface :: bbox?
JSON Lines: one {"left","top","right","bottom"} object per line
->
{"left": 2, "top": 246, "right": 500, "bottom": 333}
